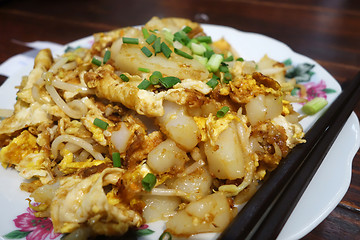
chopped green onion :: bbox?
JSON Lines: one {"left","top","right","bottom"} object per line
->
{"left": 219, "top": 64, "right": 229, "bottom": 73}
{"left": 141, "top": 46, "right": 153, "bottom": 57}
{"left": 137, "top": 79, "right": 152, "bottom": 90}
{"left": 195, "top": 36, "right": 212, "bottom": 43}
{"left": 93, "top": 118, "right": 108, "bottom": 130}
{"left": 217, "top": 106, "right": 230, "bottom": 118}
{"left": 206, "top": 54, "right": 224, "bottom": 72}
{"left": 194, "top": 55, "right": 208, "bottom": 66}
{"left": 174, "top": 48, "right": 193, "bottom": 59}
{"left": 149, "top": 71, "right": 162, "bottom": 85}
{"left": 204, "top": 50, "right": 215, "bottom": 59}
{"left": 182, "top": 26, "right": 192, "bottom": 34}
{"left": 201, "top": 42, "right": 213, "bottom": 51}
{"left": 223, "top": 55, "right": 234, "bottom": 62}
{"left": 174, "top": 31, "right": 190, "bottom": 45}
{"left": 302, "top": 97, "right": 328, "bottom": 115}
{"left": 159, "top": 76, "right": 181, "bottom": 88}
{"left": 119, "top": 73, "right": 129, "bottom": 82}
{"left": 283, "top": 58, "right": 292, "bottom": 66}
{"left": 206, "top": 75, "right": 219, "bottom": 89}
{"left": 236, "top": 57, "right": 244, "bottom": 62}
{"left": 142, "top": 173, "right": 157, "bottom": 192}
{"left": 91, "top": 57, "right": 102, "bottom": 66}
{"left": 122, "top": 37, "right": 139, "bottom": 44}
{"left": 146, "top": 34, "right": 157, "bottom": 45}
{"left": 152, "top": 37, "right": 161, "bottom": 55}
{"left": 138, "top": 67, "right": 150, "bottom": 73}
{"left": 159, "top": 231, "right": 172, "bottom": 240}
{"left": 112, "top": 152, "right": 122, "bottom": 167}
{"left": 191, "top": 42, "right": 206, "bottom": 55}
{"left": 103, "top": 50, "right": 111, "bottom": 64}
{"left": 223, "top": 72, "right": 232, "bottom": 83}
{"left": 142, "top": 28, "right": 150, "bottom": 39}
{"left": 162, "top": 28, "right": 174, "bottom": 45}
{"left": 149, "top": 29, "right": 159, "bottom": 33}
{"left": 161, "top": 42, "right": 172, "bottom": 58}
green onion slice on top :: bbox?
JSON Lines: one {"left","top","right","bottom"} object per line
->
{"left": 112, "top": 152, "right": 122, "bottom": 167}
{"left": 216, "top": 106, "right": 230, "bottom": 118}
{"left": 122, "top": 37, "right": 139, "bottom": 44}
{"left": 93, "top": 118, "right": 108, "bottom": 130}
{"left": 174, "top": 48, "right": 193, "bottom": 59}
{"left": 103, "top": 50, "right": 111, "bottom": 64}
{"left": 91, "top": 57, "right": 102, "bottom": 66}
{"left": 161, "top": 42, "right": 172, "bottom": 58}
{"left": 141, "top": 47, "right": 153, "bottom": 57}
{"left": 159, "top": 76, "right": 181, "bottom": 88}
{"left": 137, "top": 79, "right": 152, "bottom": 90}
{"left": 120, "top": 74, "right": 129, "bottom": 82}
{"left": 142, "top": 173, "right": 157, "bottom": 192}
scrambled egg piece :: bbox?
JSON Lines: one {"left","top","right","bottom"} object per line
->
{"left": 194, "top": 113, "right": 239, "bottom": 145}
{"left": 58, "top": 149, "right": 106, "bottom": 175}
{"left": 0, "top": 130, "right": 39, "bottom": 166}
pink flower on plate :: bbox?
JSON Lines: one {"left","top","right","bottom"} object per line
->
{"left": 5, "top": 205, "right": 60, "bottom": 240}
{"left": 303, "top": 79, "right": 327, "bottom": 101}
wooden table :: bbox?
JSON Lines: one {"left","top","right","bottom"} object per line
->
{"left": 1, "top": 0, "right": 359, "bottom": 239}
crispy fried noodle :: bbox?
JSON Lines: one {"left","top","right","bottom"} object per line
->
{"left": 0, "top": 17, "right": 306, "bottom": 238}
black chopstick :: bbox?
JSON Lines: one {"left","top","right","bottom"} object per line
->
{"left": 219, "top": 71, "right": 360, "bottom": 240}
{"left": 250, "top": 72, "right": 360, "bottom": 239}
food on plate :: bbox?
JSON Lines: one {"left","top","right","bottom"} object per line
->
{"left": 0, "top": 17, "right": 306, "bottom": 238}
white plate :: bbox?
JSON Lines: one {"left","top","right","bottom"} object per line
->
{"left": 0, "top": 24, "right": 359, "bottom": 240}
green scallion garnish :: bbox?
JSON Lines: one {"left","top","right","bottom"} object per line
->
{"left": 146, "top": 34, "right": 157, "bottom": 45}
{"left": 223, "top": 55, "right": 234, "bottom": 62}
{"left": 141, "top": 47, "right": 153, "bottom": 57}
{"left": 190, "top": 42, "right": 206, "bottom": 56}
{"left": 207, "top": 54, "right": 224, "bottom": 72}
{"left": 161, "top": 42, "right": 172, "bottom": 58}
{"left": 204, "top": 50, "right": 215, "bottom": 59}
{"left": 137, "top": 79, "right": 152, "bottom": 90}
{"left": 142, "top": 28, "right": 150, "bottom": 39}
{"left": 152, "top": 37, "right": 161, "bottom": 55}
{"left": 182, "top": 26, "right": 192, "bottom": 34}
{"left": 195, "top": 36, "right": 212, "bottom": 43}
{"left": 174, "top": 48, "right": 193, "bottom": 59}
{"left": 91, "top": 57, "right": 102, "bottom": 66}
{"left": 142, "top": 173, "right": 157, "bottom": 192}
{"left": 103, "top": 50, "right": 111, "bottom": 64}
{"left": 193, "top": 55, "right": 208, "bottom": 66}
{"left": 159, "top": 76, "right": 181, "bottom": 88}
{"left": 174, "top": 31, "right": 190, "bottom": 45}
{"left": 223, "top": 72, "right": 232, "bottom": 83}
{"left": 302, "top": 97, "right": 328, "bottom": 115}
{"left": 138, "top": 67, "right": 150, "bottom": 73}
{"left": 93, "top": 118, "right": 108, "bottom": 130}
{"left": 217, "top": 106, "right": 230, "bottom": 118}
{"left": 122, "top": 37, "right": 139, "bottom": 44}
{"left": 206, "top": 75, "right": 219, "bottom": 89}
{"left": 219, "top": 64, "right": 229, "bottom": 73}
{"left": 162, "top": 28, "right": 174, "bottom": 45}
{"left": 149, "top": 71, "right": 162, "bottom": 85}
{"left": 112, "top": 152, "right": 122, "bottom": 167}
{"left": 119, "top": 73, "right": 129, "bottom": 82}
{"left": 159, "top": 231, "right": 172, "bottom": 240}
{"left": 236, "top": 57, "right": 244, "bottom": 62}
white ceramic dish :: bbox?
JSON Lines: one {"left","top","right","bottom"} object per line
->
{"left": 0, "top": 24, "right": 359, "bottom": 240}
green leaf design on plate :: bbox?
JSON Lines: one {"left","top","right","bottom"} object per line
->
{"left": 322, "top": 88, "right": 336, "bottom": 93}
{"left": 136, "top": 228, "right": 155, "bottom": 236}
{"left": 3, "top": 230, "right": 31, "bottom": 239}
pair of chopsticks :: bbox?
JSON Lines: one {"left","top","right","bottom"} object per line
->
{"left": 219, "top": 72, "right": 360, "bottom": 240}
